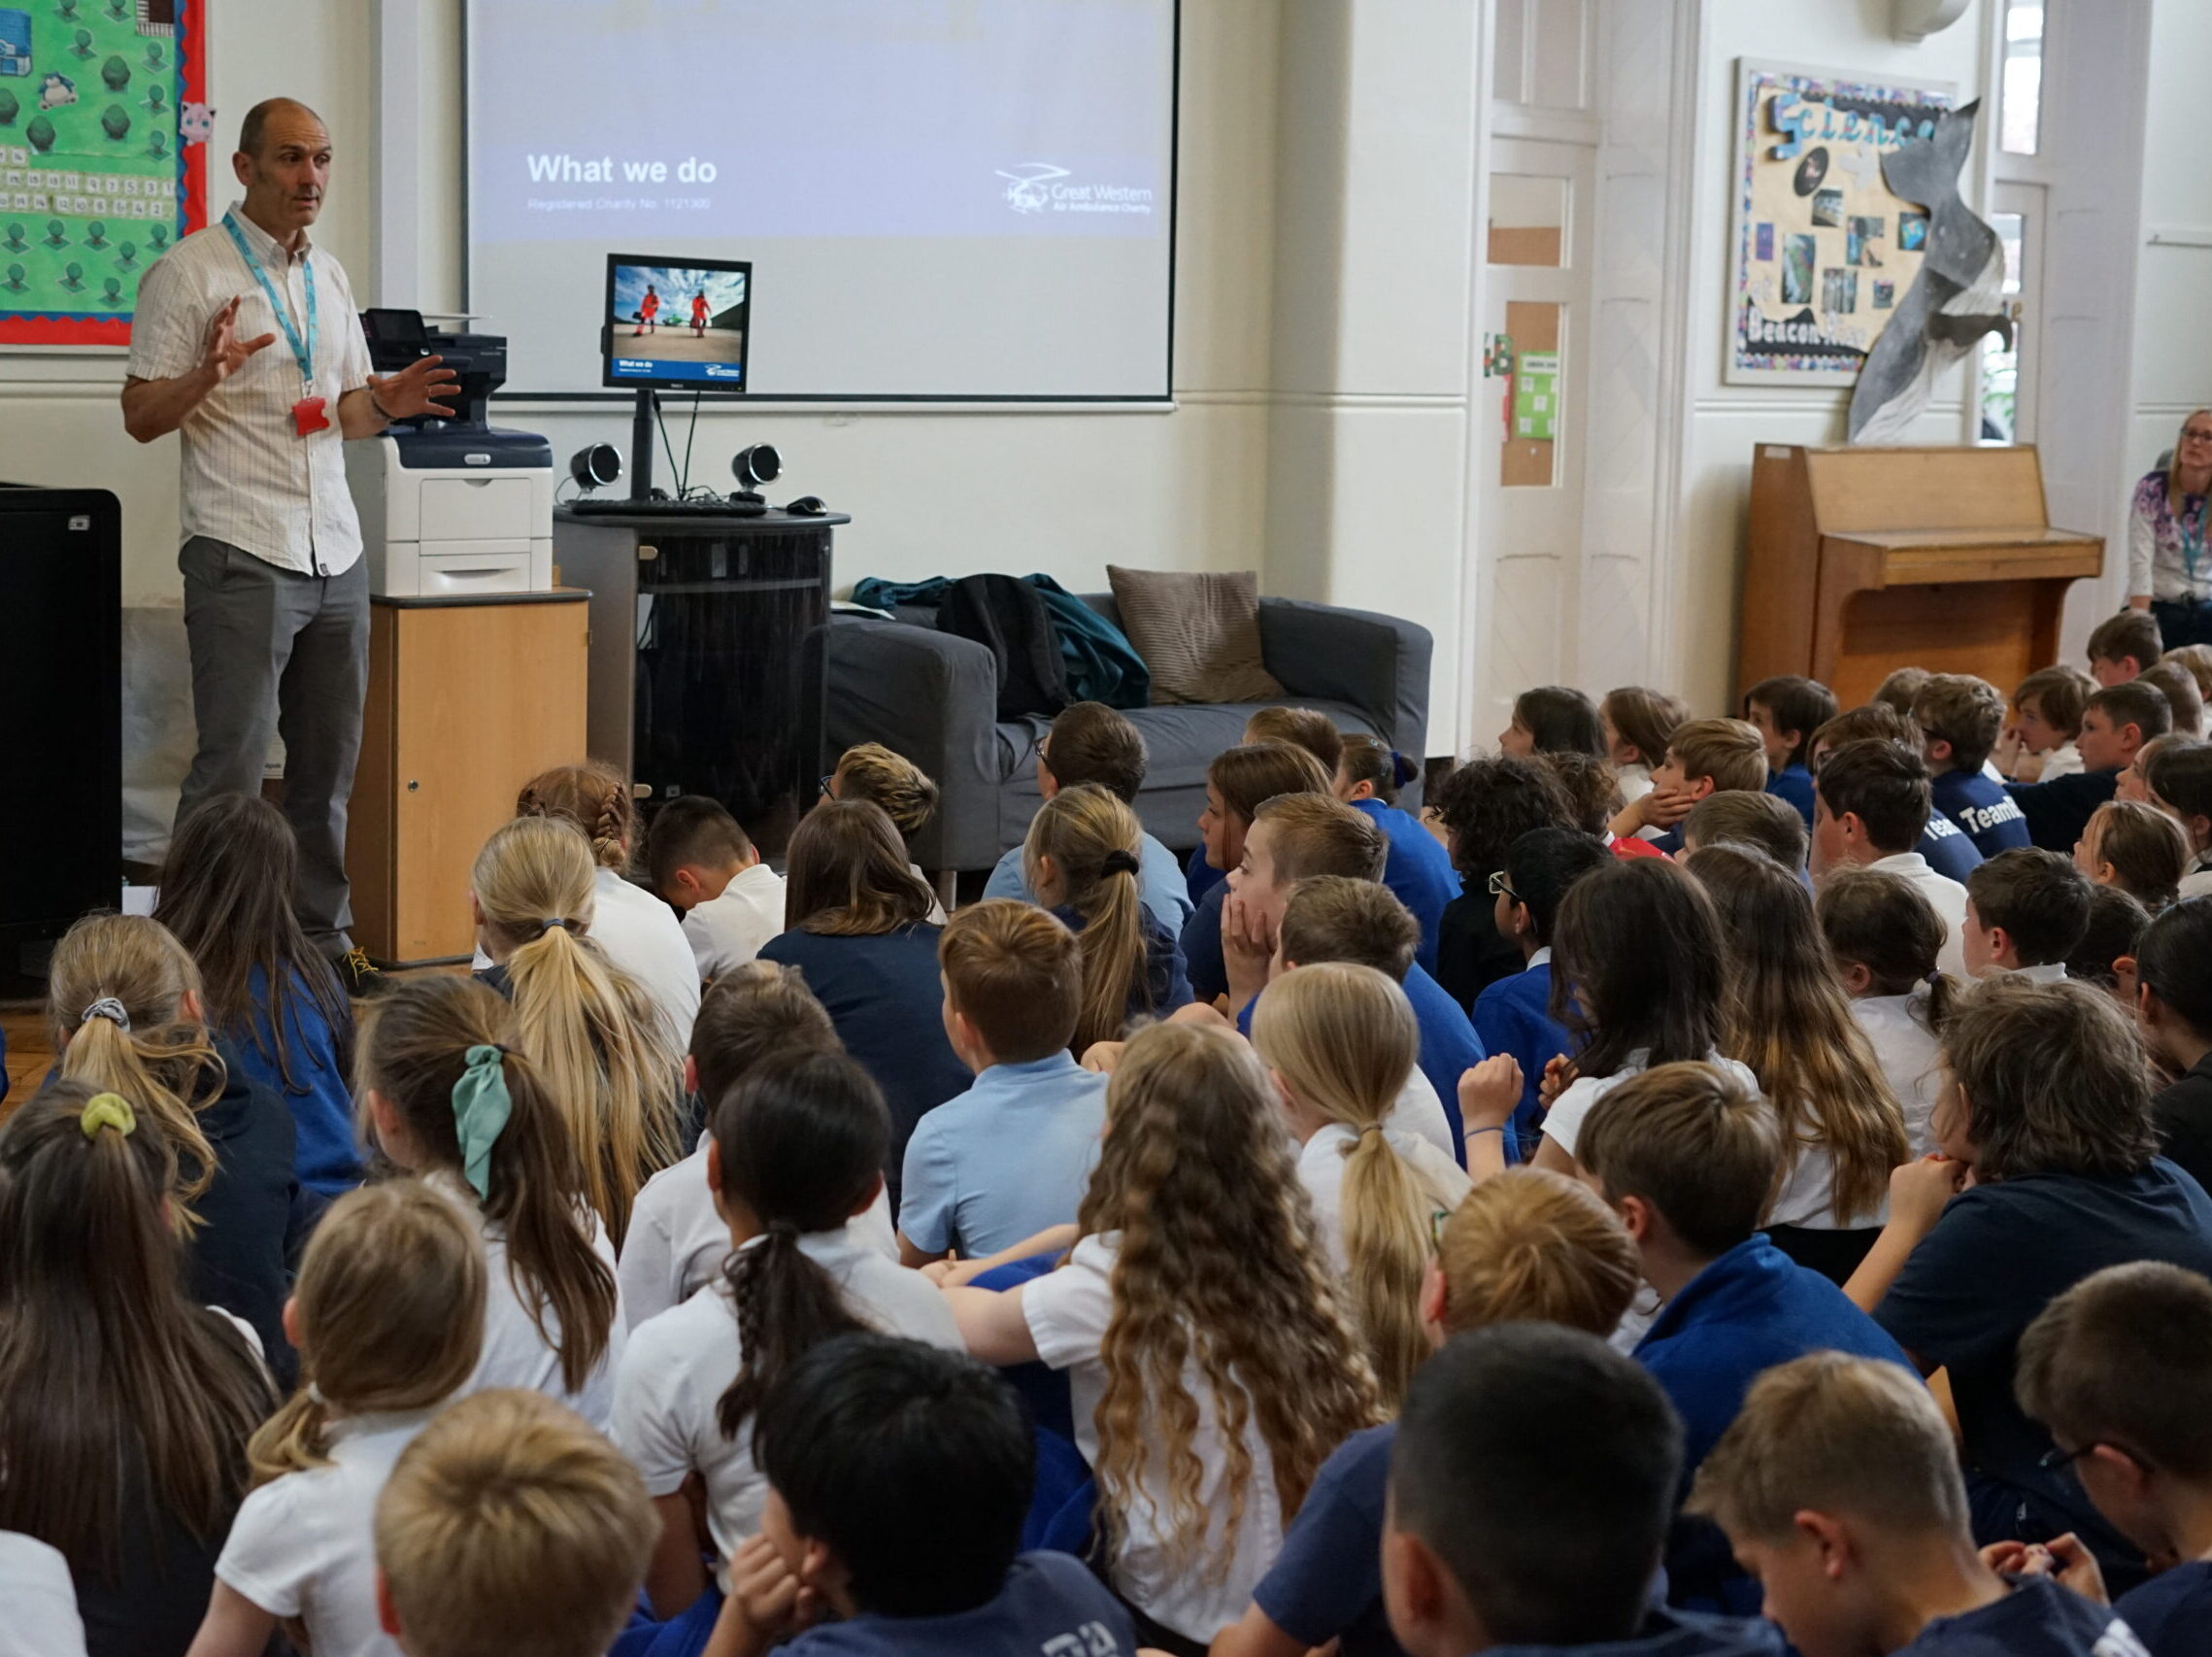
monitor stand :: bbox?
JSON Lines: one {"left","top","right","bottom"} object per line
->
{"left": 629, "top": 388, "right": 658, "bottom": 503}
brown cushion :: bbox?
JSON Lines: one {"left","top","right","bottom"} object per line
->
{"left": 1106, "top": 566, "right": 1284, "bottom": 706}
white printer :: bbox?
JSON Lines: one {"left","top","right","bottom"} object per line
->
{"left": 345, "top": 311, "right": 555, "bottom": 596}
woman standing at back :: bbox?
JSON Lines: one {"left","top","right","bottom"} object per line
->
{"left": 155, "top": 793, "right": 361, "bottom": 1196}
{"left": 516, "top": 761, "right": 701, "bottom": 1053}
{"left": 759, "top": 799, "right": 969, "bottom": 1201}
{"left": 0, "top": 1081, "right": 275, "bottom": 1657}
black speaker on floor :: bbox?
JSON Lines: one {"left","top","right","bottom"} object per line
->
{"left": 0, "top": 486, "right": 120, "bottom": 964}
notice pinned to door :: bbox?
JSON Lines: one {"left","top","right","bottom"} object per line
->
{"left": 1513, "top": 351, "right": 1559, "bottom": 442}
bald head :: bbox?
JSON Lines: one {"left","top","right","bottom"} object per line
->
{"left": 232, "top": 99, "right": 332, "bottom": 246}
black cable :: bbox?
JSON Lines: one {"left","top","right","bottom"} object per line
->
{"left": 654, "top": 395, "right": 682, "bottom": 498}
{"left": 681, "top": 389, "right": 701, "bottom": 497}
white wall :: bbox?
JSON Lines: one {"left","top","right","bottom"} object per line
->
{"left": 2127, "top": 0, "right": 2212, "bottom": 546}
{"left": 1670, "top": 0, "right": 1994, "bottom": 717}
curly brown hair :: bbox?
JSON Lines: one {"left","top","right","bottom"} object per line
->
{"left": 1076, "top": 1023, "right": 1380, "bottom": 1581}
{"left": 518, "top": 761, "right": 639, "bottom": 875}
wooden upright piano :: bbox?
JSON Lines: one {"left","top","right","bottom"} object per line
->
{"left": 1739, "top": 445, "right": 2104, "bottom": 708}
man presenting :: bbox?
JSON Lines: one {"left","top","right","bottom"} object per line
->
{"left": 122, "top": 99, "right": 455, "bottom": 995}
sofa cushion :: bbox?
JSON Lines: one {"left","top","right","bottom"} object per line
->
{"left": 1106, "top": 566, "right": 1284, "bottom": 705}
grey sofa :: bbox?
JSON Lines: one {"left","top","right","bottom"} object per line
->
{"left": 824, "top": 592, "right": 1432, "bottom": 876}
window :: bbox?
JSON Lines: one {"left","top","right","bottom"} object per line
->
{"left": 1977, "top": 208, "right": 2028, "bottom": 443}
{"left": 2001, "top": 1, "right": 2044, "bottom": 154}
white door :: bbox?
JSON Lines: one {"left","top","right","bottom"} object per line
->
{"left": 1476, "top": 135, "right": 1597, "bottom": 745}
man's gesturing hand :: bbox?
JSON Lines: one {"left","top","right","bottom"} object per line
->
{"left": 368, "top": 354, "right": 460, "bottom": 422}
{"left": 202, "top": 296, "right": 278, "bottom": 385}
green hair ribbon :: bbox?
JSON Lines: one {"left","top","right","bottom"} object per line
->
{"left": 80, "top": 1093, "right": 136, "bottom": 1139}
{"left": 452, "top": 1044, "right": 514, "bottom": 1200}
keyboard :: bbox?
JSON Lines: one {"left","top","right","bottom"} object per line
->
{"left": 566, "top": 495, "right": 768, "bottom": 518}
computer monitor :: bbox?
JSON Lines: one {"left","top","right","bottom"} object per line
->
{"left": 601, "top": 255, "right": 753, "bottom": 392}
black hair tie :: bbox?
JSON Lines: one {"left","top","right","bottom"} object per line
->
{"left": 1102, "top": 849, "right": 1142, "bottom": 877}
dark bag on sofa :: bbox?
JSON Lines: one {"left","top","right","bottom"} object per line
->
{"left": 935, "top": 573, "right": 1074, "bottom": 722}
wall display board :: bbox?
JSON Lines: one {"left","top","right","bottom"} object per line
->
{"left": 0, "top": 0, "right": 207, "bottom": 346}
{"left": 1726, "top": 59, "right": 1954, "bottom": 387}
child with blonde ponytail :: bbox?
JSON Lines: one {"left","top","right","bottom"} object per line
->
{"left": 359, "top": 973, "right": 625, "bottom": 1428}
{"left": 49, "top": 912, "right": 304, "bottom": 1380}
{"left": 185, "top": 1182, "right": 486, "bottom": 1657}
{"left": 472, "top": 814, "right": 684, "bottom": 1245}
{"left": 1025, "top": 783, "right": 1191, "bottom": 1051}
{"left": 1250, "top": 962, "right": 1471, "bottom": 1405}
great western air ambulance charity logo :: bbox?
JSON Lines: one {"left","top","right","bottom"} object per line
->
{"left": 996, "top": 163, "right": 1069, "bottom": 214}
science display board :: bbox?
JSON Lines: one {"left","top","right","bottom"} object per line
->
{"left": 466, "top": 0, "right": 1177, "bottom": 401}
{"left": 1727, "top": 60, "right": 1954, "bottom": 387}
{"left": 0, "top": 0, "right": 207, "bottom": 347}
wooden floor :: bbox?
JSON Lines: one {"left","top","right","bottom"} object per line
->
{"left": 2, "top": 1000, "right": 51, "bottom": 1104}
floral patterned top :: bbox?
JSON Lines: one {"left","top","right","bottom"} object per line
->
{"left": 2129, "top": 467, "right": 2212, "bottom": 601}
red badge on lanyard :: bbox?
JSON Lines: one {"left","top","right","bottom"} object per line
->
{"left": 291, "top": 396, "right": 330, "bottom": 436}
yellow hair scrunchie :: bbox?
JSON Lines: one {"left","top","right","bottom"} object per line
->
{"left": 80, "top": 1093, "right": 137, "bottom": 1139}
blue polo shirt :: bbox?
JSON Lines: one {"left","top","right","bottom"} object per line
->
{"left": 1637, "top": 1234, "right": 1913, "bottom": 1615}
{"left": 773, "top": 1551, "right": 1135, "bottom": 1657}
{"left": 2005, "top": 768, "right": 2122, "bottom": 856}
{"left": 1894, "top": 1574, "right": 2153, "bottom": 1656}
{"left": 1187, "top": 841, "right": 1226, "bottom": 905}
{"left": 1488, "top": 1608, "right": 1785, "bottom": 1657}
{"left": 2116, "top": 1559, "right": 2212, "bottom": 1657}
{"left": 1237, "top": 963, "right": 1476, "bottom": 1159}
{"left": 1252, "top": 1424, "right": 1403, "bottom": 1657}
{"left": 1919, "top": 810, "right": 1986, "bottom": 883}
{"left": 1933, "top": 768, "right": 2031, "bottom": 858}
{"left": 1471, "top": 953, "right": 1572, "bottom": 1163}
{"left": 1349, "top": 797, "right": 1458, "bottom": 975}
{"left": 897, "top": 1053, "right": 1108, "bottom": 1258}
{"left": 983, "top": 828, "right": 1194, "bottom": 937}
{"left": 1182, "top": 881, "right": 1230, "bottom": 1001}
{"left": 1765, "top": 762, "right": 1816, "bottom": 829}
{"left": 228, "top": 964, "right": 363, "bottom": 1196}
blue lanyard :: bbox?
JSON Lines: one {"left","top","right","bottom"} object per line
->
{"left": 222, "top": 211, "right": 318, "bottom": 391}
{"left": 2182, "top": 493, "right": 2208, "bottom": 585}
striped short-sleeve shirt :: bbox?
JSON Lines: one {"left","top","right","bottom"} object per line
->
{"left": 125, "top": 201, "right": 373, "bottom": 577}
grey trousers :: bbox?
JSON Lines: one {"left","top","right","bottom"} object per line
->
{"left": 176, "top": 536, "right": 369, "bottom": 952}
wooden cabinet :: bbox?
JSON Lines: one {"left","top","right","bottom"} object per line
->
{"left": 348, "top": 591, "right": 589, "bottom": 965}
{"left": 1741, "top": 445, "right": 2104, "bottom": 708}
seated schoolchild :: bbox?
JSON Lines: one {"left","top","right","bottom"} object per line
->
{"left": 154, "top": 793, "right": 361, "bottom": 1195}
{"left": 1252, "top": 963, "right": 1472, "bottom": 1403}
{"left": 1384, "top": 1325, "right": 1784, "bottom": 1657}
{"left": 2089, "top": 609, "right": 2162, "bottom": 686}
{"left": 517, "top": 761, "right": 701, "bottom": 1053}
{"left": 2147, "top": 742, "right": 2212, "bottom": 897}
{"left": 1816, "top": 868, "right": 1956, "bottom": 1155}
{"left": 373, "top": 1389, "right": 656, "bottom": 1657}
{"left": 2015, "top": 1262, "right": 2212, "bottom": 1657}
{"left": 1183, "top": 742, "right": 1334, "bottom": 1000}
{"left": 2122, "top": 732, "right": 2202, "bottom": 810}
{"left": 612, "top": 1052, "right": 961, "bottom": 1619}
{"left": 1215, "top": 1168, "right": 1641, "bottom": 1657}
{"left": 1913, "top": 674, "right": 2031, "bottom": 856}
{"left": 619, "top": 963, "right": 856, "bottom": 1330}
{"left": 1962, "top": 848, "right": 2095, "bottom": 980}
{"left": 1812, "top": 737, "right": 1971, "bottom": 976}
{"left": 1539, "top": 750, "right": 1660, "bottom": 862}
{"left": 1224, "top": 800, "right": 1484, "bottom": 1152}
{"left": 2069, "top": 884, "right": 2154, "bottom": 1002}
{"left": 1874, "top": 665, "right": 1932, "bottom": 717}
{"left": 1744, "top": 674, "right": 1838, "bottom": 830}
{"left": 1271, "top": 874, "right": 1474, "bottom": 1157}
{"left": 1184, "top": 709, "right": 1347, "bottom": 906}
{"left": 1607, "top": 718, "right": 1769, "bottom": 857}
{"left": 2144, "top": 660, "right": 2206, "bottom": 740}
{"left": 2007, "top": 681, "right": 2171, "bottom": 854}
{"left": 1847, "top": 977, "right": 2212, "bottom": 1586}
{"left": 1680, "top": 789, "right": 1807, "bottom": 872}
{"left": 1810, "top": 705, "right": 1982, "bottom": 883}
{"left": 703, "top": 1334, "right": 1138, "bottom": 1657}
{"left": 191, "top": 1182, "right": 486, "bottom": 1657}
{"left": 824, "top": 741, "right": 949, "bottom": 920}
{"left": 1691, "top": 1352, "right": 2143, "bottom": 1656}
{"left": 49, "top": 913, "right": 305, "bottom": 1380}
{"left": 758, "top": 800, "right": 968, "bottom": 1198}
{"left": 2078, "top": 799, "right": 2189, "bottom": 912}
{"left": 1497, "top": 685, "right": 1607, "bottom": 760}
{"left": 644, "top": 795, "right": 788, "bottom": 984}
{"left": 898, "top": 901, "right": 1108, "bottom": 1266}
{"left": 1601, "top": 685, "right": 1691, "bottom": 809}
{"left": 1999, "top": 664, "right": 2095, "bottom": 783}
{"left": 1025, "top": 785, "right": 1192, "bottom": 1042}
{"left": 1425, "top": 756, "right": 1576, "bottom": 1008}
{"left": 1336, "top": 732, "right": 1458, "bottom": 970}
{"left": 1578, "top": 1061, "right": 1911, "bottom": 1612}
{"left": 2134, "top": 899, "right": 2212, "bottom": 1194}
{"left": 1470, "top": 828, "right": 1610, "bottom": 1161}
{"left": 941, "top": 1023, "right": 1380, "bottom": 1651}
{"left": 982, "top": 701, "right": 1193, "bottom": 934}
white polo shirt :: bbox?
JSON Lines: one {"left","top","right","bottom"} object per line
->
{"left": 125, "top": 200, "right": 374, "bottom": 576}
